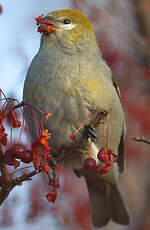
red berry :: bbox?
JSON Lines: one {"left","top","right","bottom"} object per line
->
{"left": 84, "top": 158, "right": 96, "bottom": 170}
{"left": 12, "top": 144, "right": 25, "bottom": 158}
{"left": 20, "top": 150, "right": 33, "bottom": 163}
{"left": 97, "top": 148, "right": 110, "bottom": 162}
{"left": 4, "top": 150, "right": 20, "bottom": 168}
{"left": 46, "top": 191, "right": 57, "bottom": 203}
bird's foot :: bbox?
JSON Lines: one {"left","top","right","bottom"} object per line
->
{"left": 84, "top": 125, "right": 98, "bottom": 143}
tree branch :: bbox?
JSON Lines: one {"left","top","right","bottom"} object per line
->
{"left": 133, "top": 136, "right": 150, "bottom": 144}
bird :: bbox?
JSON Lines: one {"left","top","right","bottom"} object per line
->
{"left": 23, "top": 9, "right": 130, "bottom": 228}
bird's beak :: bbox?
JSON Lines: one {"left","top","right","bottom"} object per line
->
{"left": 35, "top": 14, "right": 55, "bottom": 34}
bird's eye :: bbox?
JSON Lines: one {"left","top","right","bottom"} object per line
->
{"left": 63, "top": 19, "right": 71, "bottom": 24}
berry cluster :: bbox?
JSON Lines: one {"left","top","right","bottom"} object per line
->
{"left": 84, "top": 148, "right": 117, "bottom": 174}
{"left": 0, "top": 89, "right": 59, "bottom": 203}
{"left": 4, "top": 144, "right": 28, "bottom": 169}
{"left": 4, "top": 130, "right": 52, "bottom": 172}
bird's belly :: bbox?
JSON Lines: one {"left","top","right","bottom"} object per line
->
{"left": 47, "top": 94, "right": 93, "bottom": 154}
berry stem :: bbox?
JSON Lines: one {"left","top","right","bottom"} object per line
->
{"left": 40, "top": 119, "right": 44, "bottom": 132}
{"left": 71, "top": 112, "right": 98, "bottom": 137}
{"left": 26, "top": 117, "right": 29, "bottom": 146}
{"left": 27, "top": 106, "right": 40, "bottom": 137}
{"left": 10, "top": 117, "right": 13, "bottom": 149}
{"left": 106, "top": 120, "right": 109, "bottom": 150}
{"left": 18, "top": 115, "right": 24, "bottom": 144}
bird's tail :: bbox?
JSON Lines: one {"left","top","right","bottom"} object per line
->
{"left": 85, "top": 174, "right": 130, "bottom": 228}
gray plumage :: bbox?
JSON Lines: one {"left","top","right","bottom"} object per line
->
{"left": 23, "top": 9, "right": 129, "bottom": 228}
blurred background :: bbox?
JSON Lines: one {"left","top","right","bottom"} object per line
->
{"left": 0, "top": 0, "right": 150, "bottom": 229}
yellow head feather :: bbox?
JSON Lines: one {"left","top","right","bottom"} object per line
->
{"left": 46, "top": 9, "right": 96, "bottom": 46}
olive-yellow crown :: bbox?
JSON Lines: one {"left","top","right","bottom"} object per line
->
{"left": 45, "top": 9, "right": 96, "bottom": 48}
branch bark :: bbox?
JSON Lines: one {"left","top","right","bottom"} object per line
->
{"left": 133, "top": 136, "right": 150, "bottom": 144}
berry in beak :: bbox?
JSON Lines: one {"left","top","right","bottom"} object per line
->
{"left": 35, "top": 14, "right": 55, "bottom": 34}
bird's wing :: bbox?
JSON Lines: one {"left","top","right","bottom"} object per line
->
{"left": 112, "top": 77, "right": 126, "bottom": 173}
{"left": 117, "top": 128, "right": 125, "bottom": 172}
{"left": 112, "top": 77, "right": 122, "bottom": 103}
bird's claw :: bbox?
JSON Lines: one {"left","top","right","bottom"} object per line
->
{"left": 84, "top": 125, "right": 98, "bottom": 143}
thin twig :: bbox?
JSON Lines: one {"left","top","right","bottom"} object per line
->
{"left": 4, "top": 101, "right": 25, "bottom": 117}
{"left": 9, "top": 165, "right": 34, "bottom": 176}
{"left": 133, "top": 136, "right": 150, "bottom": 145}
{"left": 12, "top": 168, "right": 43, "bottom": 186}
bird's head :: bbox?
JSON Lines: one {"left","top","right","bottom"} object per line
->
{"left": 36, "top": 9, "right": 97, "bottom": 52}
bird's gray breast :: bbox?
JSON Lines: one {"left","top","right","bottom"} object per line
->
{"left": 23, "top": 52, "right": 93, "bottom": 153}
